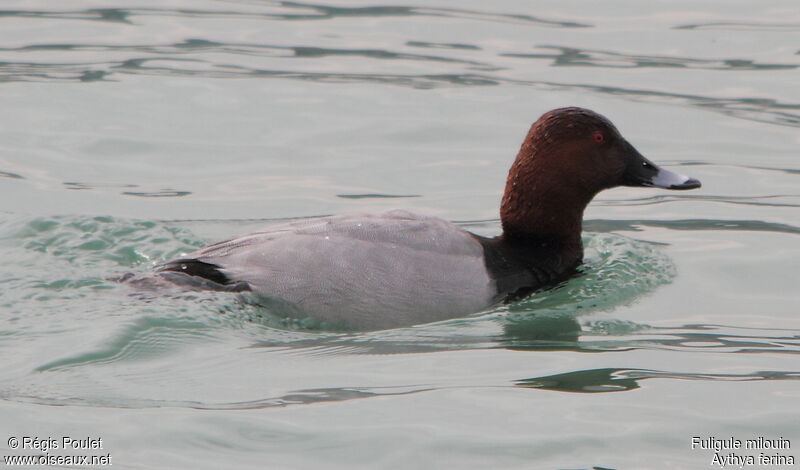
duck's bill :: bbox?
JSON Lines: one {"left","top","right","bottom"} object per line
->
{"left": 646, "top": 166, "right": 701, "bottom": 190}
{"left": 622, "top": 142, "right": 701, "bottom": 190}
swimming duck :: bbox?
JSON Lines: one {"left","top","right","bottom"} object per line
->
{"left": 151, "top": 107, "right": 700, "bottom": 330}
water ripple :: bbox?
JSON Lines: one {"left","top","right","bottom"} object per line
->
{"left": 503, "top": 45, "right": 798, "bottom": 71}
{"left": 0, "top": 3, "right": 589, "bottom": 27}
{"left": 674, "top": 22, "right": 800, "bottom": 31}
{"left": 2, "top": 20, "right": 798, "bottom": 128}
{"left": 35, "top": 316, "right": 217, "bottom": 372}
{"left": 584, "top": 218, "right": 800, "bottom": 236}
{"left": 336, "top": 193, "right": 420, "bottom": 199}
{"left": 0, "top": 8, "right": 133, "bottom": 24}
{"left": 5, "top": 363, "right": 799, "bottom": 409}
{"left": 595, "top": 194, "right": 800, "bottom": 209}
{"left": 455, "top": 216, "right": 800, "bottom": 237}
{"left": 539, "top": 81, "right": 800, "bottom": 128}
{"left": 0, "top": 170, "right": 24, "bottom": 180}
{"left": 122, "top": 190, "right": 192, "bottom": 198}
{"left": 503, "top": 322, "right": 800, "bottom": 355}
{"left": 1, "top": 39, "right": 489, "bottom": 66}
{"left": 517, "top": 368, "right": 800, "bottom": 393}
{"left": 1, "top": 384, "right": 432, "bottom": 410}
{"left": 3, "top": 55, "right": 797, "bottom": 127}
{"left": 279, "top": 322, "right": 800, "bottom": 358}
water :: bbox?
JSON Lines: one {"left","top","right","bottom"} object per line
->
{"left": 1, "top": 1, "right": 799, "bottom": 468}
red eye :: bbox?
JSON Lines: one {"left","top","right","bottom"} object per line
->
{"left": 592, "top": 131, "right": 605, "bottom": 144}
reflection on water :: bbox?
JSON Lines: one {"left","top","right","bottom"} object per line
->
{"left": 673, "top": 22, "right": 800, "bottom": 31}
{"left": 6, "top": 310, "right": 799, "bottom": 409}
{"left": 3, "top": 320, "right": 798, "bottom": 409}
{"left": 63, "top": 181, "right": 192, "bottom": 198}
{"left": 594, "top": 193, "right": 800, "bottom": 210}
{"left": 336, "top": 193, "right": 420, "bottom": 199}
{"left": 0, "top": 3, "right": 590, "bottom": 27}
{"left": 1, "top": 3, "right": 798, "bottom": 127}
{"left": 584, "top": 218, "right": 800, "bottom": 236}
{"left": 242, "top": 319, "right": 800, "bottom": 357}
{"left": 517, "top": 368, "right": 800, "bottom": 393}
{"left": 502, "top": 321, "right": 800, "bottom": 355}
{"left": 6, "top": 384, "right": 433, "bottom": 410}
{"left": 5, "top": 319, "right": 799, "bottom": 410}
{"left": 502, "top": 45, "right": 798, "bottom": 71}
{"left": 15, "top": 361, "right": 800, "bottom": 409}
{"left": 34, "top": 315, "right": 218, "bottom": 372}
{"left": 3, "top": 55, "right": 798, "bottom": 127}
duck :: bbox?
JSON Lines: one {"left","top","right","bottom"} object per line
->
{"left": 147, "top": 107, "right": 701, "bottom": 330}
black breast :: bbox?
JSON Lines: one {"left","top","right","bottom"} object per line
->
{"left": 472, "top": 234, "right": 582, "bottom": 303}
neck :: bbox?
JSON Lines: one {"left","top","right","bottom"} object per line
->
{"left": 499, "top": 149, "right": 595, "bottom": 252}
{"left": 500, "top": 189, "right": 586, "bottom": 249}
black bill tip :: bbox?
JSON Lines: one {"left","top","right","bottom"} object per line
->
{"left": 667, "top": 176, "right": 702, "bottom": 190}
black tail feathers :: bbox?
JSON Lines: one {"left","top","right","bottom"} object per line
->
{"left": 155, "top": 259, "right": 250, "bottom": 292}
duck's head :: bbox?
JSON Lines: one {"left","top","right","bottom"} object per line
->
{"left": 500, "top": 107, "right": 701, "bottom": 243}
